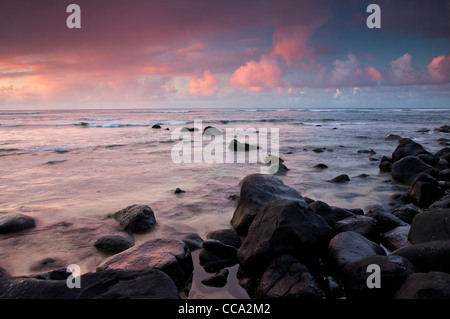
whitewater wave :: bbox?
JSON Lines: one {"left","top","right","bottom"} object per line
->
{"left": 128, "top": 110, "right": 191, "bottom": 113}
{"left": 82, "top": 117, "right": 123, "bottom": 121}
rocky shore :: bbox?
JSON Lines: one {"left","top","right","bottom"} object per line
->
{"left": 1, "top": 134, "right": 450, "bottom": 299}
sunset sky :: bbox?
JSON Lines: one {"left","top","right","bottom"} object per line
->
{"left": 0, "top": 0, "right": 449, "bottom": 109}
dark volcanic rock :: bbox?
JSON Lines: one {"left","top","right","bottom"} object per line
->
{"left": 203, "top": 126, "right": 222, "bottom": 136}
{"left": 96, "top": 238, "right": 193, "bottom": 288}
{"left": 199, "top": 240, "right": 238, "bottom": 273}
{"left": 381, "top": 226, "right": 410, "bottom": 251}
{"left": 327, "top": 174, "right": 350, "bottom": 183}
{"left": 254, "top": 255, "right": 323, "bottom": 299}
{"left": 0, "top": 266, "right": 9, "bottom": 278}
{"left": 174, "top": 187, "right": 185, "bottom": 194}
{"left": 385, "top": 134, "right": 401, "bottom": 141}
{"left": 230, "top": 174, "right": 305, "bottom": 236}
{"left": 408, "top": 209, "right": 450, "bottom": 244}
{"left": 113, "top": 204, "right": 157, "bottom": 234}
{"left": 392, "top": 138, "right": 432, "bottom": 163}
{"left": 201, "top": 269, "right": 229, "bottom": 287}
{"left": 408, "top": 173, "right": 443, "bottom": 208}
{"left": 0, "top": 214, "right": 36, "bottom": 234}
{"left": 151, "top": 124, "right": 161, "bottom": 129}
{"left": 391, "top": 204, "right": 421, "bottom": 224}
{"left": 391, "top": 156, "right": 440, "bottom": 185}
{"left": 0, "top": 269, "right": 180, "bottom": 299}
{"left": 94, "top": 234, "right": 134, "bottom": 254}
{"left": 327, "top": 231, "right": 385, "bottom": 276}
{"left": 390, "top": 240, "right": 450, "bottom": 273}
{"left": 394, "top": 272, "right": 450, "bottom": 299}
{"left": 379, "top": 160, "right": 393, "bottom": 172}
{"left": 228, "top": 139, "right": 259, "bottom": 151}
{"left": 309, "top": 200, "right": 352, "bottom": 228}
{"left": 342, "top": 255, "right": 416, "bottom": 299}
{"left": 428, "top": 194, "right": 450, "bottom": 210}
{"left": 314, "top": 163, "right": 328, "bottom": 169}
{"left": 333, "top": 215, "right": 378, "bottom": 240}
{"left": 238, "top": 199, "right": 333, "bottom": 275}
{"left": 180, "top": 233, "right": 204, "bottom": 252}
{"left": 206, "top": 229, "right": 241, "bottom": 248}
{"left": 365, "top": 205, "right": 407, "bottom": 233}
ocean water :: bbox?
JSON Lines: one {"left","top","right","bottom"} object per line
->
{"left": 1, "top": 107, "right": 450, "bottom": 298}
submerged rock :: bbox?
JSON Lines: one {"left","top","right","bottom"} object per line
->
{"left": 206, "top": 229, "right": 241, "bottom": 249}
{"left": 0, "top": 214, "right": 36, "bottom": 234}
{"left": 228, "top": 139, "right": 259, "bottom": 151}
{"left": 199, "top": 239, "right": 238, "bottom": 273}
{"left": 327, "top": 174, "right": 350, "bottom": 183}
{"left": 391, "top": 156, "right": 440, "bottom": 185}
{"left": 113, "top": 204, "right": 157, "bottom": 234}
{"left": 94, "top": 234, "right": 134, "bottom": 254}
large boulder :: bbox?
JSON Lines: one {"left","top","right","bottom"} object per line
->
{"left": 112, "top": 204, "right": 157, "bottom": 234}
{"left": 408, "top": 173, "right": 443, "bottom": 208}
{"left": 94, "top": 233, "right": 134, "bottom": 254}
{"left": 341, "top": 255, "right": 416, "bottom": 299}
{"left": 206, "top": 229, "right": 241, "bottom": 248}
{"left": 390, "top": 240, "right": 450, "bottom": 273}
{"left": 392, "top": 138, "right": 433, "bottom": 163}
{"left": 391, "top": 156, "right": 440, "bottom": 185}
{"left": 381, "top": 226, "right": 410, "bottom": 251}
{"left": 394, "top": 272, "right": 450, "bottom": 299}
{"left": 365, "top": 205, "right": 407, "bottom": 233}
{"left": 428, "top": 194, "right": 450, "bottom": 209}
{"left": 237, "top": 199, "right": 333, "bottom": 275}
{"left": 309, "top": 201, "right": 353, "bottom": 228}
{"left": 327, "top": 231, "right": 386, "bottom": 276}
{"left": 254, "top": 254, "right": 323, "bottom": 299}
{"left": 0, "top": 214, "right": 36, "bottom": 234}
{"left": 333, "top": 215, "right": 378, "bottom": 240}
{"left": 391, "top": 204, "right": 421, "bottom": 224}
{"left": 0, "top": 268, "right": 180, "bottom": 299}
{"left": 230, "top": 174, "right": 306, "bottom": 236}
{"left": 96, "top": 238, "right": 193, "bottom": 288}
{"left": 199, "top": 239, "right": 238, "bottom": 273}
{"left": 408, "top": 209, "right": 450, "bottom": 244}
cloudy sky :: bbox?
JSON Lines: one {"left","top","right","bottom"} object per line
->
{"left": 0, "top": 0, "right": 449, "bottom": 109}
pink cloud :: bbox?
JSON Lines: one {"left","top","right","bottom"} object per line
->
{"left": 189, "top": 71, "right": 219, "bottom": 96}
{"left": 365, "top": 66, "right": 381, "bottom": 82}
{"left": 271, "top": 25, "right": 314, "bottom": 66}
{"left": 229, "top": 55, "right": 283, "bottom": 90}
{"left": 386, "top": 53, "right": 418, "bottom": 85}
{"left": 426, "top": 55, "right": 450, "bottom": 84}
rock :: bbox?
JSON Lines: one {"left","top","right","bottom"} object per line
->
{"left": 238, "top": 199, "right": 333, "bottom": 275}
{"left": 113, "top": 204, "right": 157, "bottom": 234}
{"left": 381, "top": 225, "right": 410, "bottom": 251}
{"left": 201, "top": 269, "right": 229, "bottom": 287}
{"left": 313, "top": 163, "right": 328, "bottom": 169}
{"left": 0, "top": 214, "right": 36, "bottom": 234}
{"left": 0, "top": 266, "right": 9, "bottom": 278}
{"left": 312, "top": 148, "right": 325, "bottom": 153}
{"left": 327, "top": 174, "right": 350, "bottom": 183}
{"left": 417, "top": 153, "right": 440, "bottom": 167}
{"left": 435, "top": 147, "right": 450, "bottom": 161}
{"left": 385, "top": 134, "right": 401, "bottom": 141}
{"left": 379, "top": 161, "right": 392, "bottom": 172}
{"left": 264, "top": 155, "right": 284, "bottom": 165}
{"left": 151, "top": 124, "right": 161, "bottom": 129}
{"left": 416, "top": 128, "right": 430, "bottom": 133}
{"left": 394, "top": 272, "right": 450, "bottom": 299}
{"left": 29, "top": 257, "right": 67, "bottom": 272}
{"left": 230, "top": 174, "right": 305, "bottom": 235}
{"left": 203, "top": 126, "right": 222, "bottom": 136}
{"left": 392, "top": 138, "right": 432, "bottom": 163}
{"left": 0, "top": 269, "right": 180, "bottom": 299}
{"left": 327, "top": 231, "right": 385, "bottom": 276}
{"left": 391, "top": 156, "right": 440, "bottom": 185}
{"left": 96, "top": 238, "right": 193, "bottom": 288}
{"left": 228, "top": 139, "right": 259, "bottom": 151}
{"left": 428, "top": 194, "right": 450, "bottom": 209}
{"left": 408, "top": 209, "right": 450, "bottom": 244}
{"left": 365, "top": 205, "right": 407, "bottom": 233}
{"left": 341, "top": 255, "right": 416, "bottom": 299}
{"left": 358, "top": 149, "right": 376, "bottom": 155}
{"left": 408, "top": 173, "right": 443, "bottom": 208}
{"left": 94, "top": 234, "right": 134, "bottom": 254}
{"left": 390, "top": 240, "right": 450, "bottom": 273}
{"left": 309, "top": 200, "right": 345, "bottom": 228}
{"left": 206, "top": 229, "right": 241, "bottom": 249}
{"left": 180, "top": 127, "right": 199, "bottom": 132}
{"left": 180, "top": 233, "right": 204, "bottom": 252}
{"left": 333, "top": 215, "right": 378, "bottom": 240}
{"left": 434, "top": 125, "right": 450, "bottom": 133}
{"left": 254, "top": 255, "right": 323, "bottom": 299}
{"left": 174, "top": 187, "right": 185, "bottom": 194}
{"left": 199, "top": 240, "right": 238, "bottom": 273}
{"left": 391, "top": 204, "right": 421, "bottom": 224}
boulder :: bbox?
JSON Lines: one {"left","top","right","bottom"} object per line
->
{"left": 96, "top": 238, "right": 193, "bottom": 288}
{"left": 385, "top": 134, "right": 401, "bottom": 141}
{"left": 199, "top": 240, "right": 238, "bottom": 273}
{"left": 228, "top": 139, "right": 259, "bottom": 151}
{"left": 113, "top": 204, "right": 157, "bottom": 234}
{"left": 408, "top": 173, "right": 443, "bottom": 208}
{"left": 327, "top": 231, "right": 385, "bottom": 276}
{"left": 394, "top": 272, "right": 450, "bottom": 299}
{"left": 428, "top": 194, "right": 450, "bottom": 209}
{"left": 151, "top": 124, "right": 161, "bottom": 129}
{"left": 391, "top": 156, "right": 440, "bottom": 185}
{"left": 0, "top": 214, "right": 36, "bottom": 234}
{"left": 408, "top": 209, "right": 450, "bottom": 244}
{"left": 201, "top": 269, "right": 229, "bottom": 287}
{"left": 379, "top": 160, "right": 392, "bottom": 172}
{"left": 314, "top": 163, "right": 328, "bottom": 169}
{"left": 333, "top": 215, "right": 378, "bottom": 240}
{"left": 435, "top": 147, "right": 450, "bottom": 161}
{"left": 391, "top": 204, "right": 421, "bottom": 224}
{"left": 309, "top": 201, "right": 353, "bottom": 228}
{"left": 327, "top": 174, "right": 350, "bottom": 183}
{"left": 434, "top": 125, "right": 450, "bottom": 133}
{"left": 341, "top": 255, "right": 416, "bottom": 299}
{"left": 230, "top": 174, "right": 305, "bottom": 235}
{"left": 203, "top": 126, "right": 222, "bottom": 136}
{"left": 392, "top": 138, "right": 432, "bottom": 163}
{"left": 94, "top": 234, "right": 134, "bottom": 254}
{"left": 381, "top": 226, "right": 410, "bottom": 251}
{"left": 206, "top": 229, "right": 241, "bottom": 248}
{"left": 254, "top": 255, "right": 323, "bottom": 299}
{"left": 180, "top": 233, "right": 204, "bottom": 252}
{"left": 390, "top": 240, "right": 450, "bottom": 273}
{"left": 365, "top": 205, "right": 407, "bottom": 233}
{"left": 0, "top": 266, "right": 9, "bottom": 278}
{"left": 0, "top": 269, "right": 180, "bottom": 299}
{"left": 238, "top": 199, "right": 333, "bottom": 275}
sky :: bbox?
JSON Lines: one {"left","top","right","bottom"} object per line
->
{"left": 0, "top": 0, "right": 449, "bottom": 109}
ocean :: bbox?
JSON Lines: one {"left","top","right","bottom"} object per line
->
{"left": 1, "top": 107, "right": 450, "bottom": 298}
